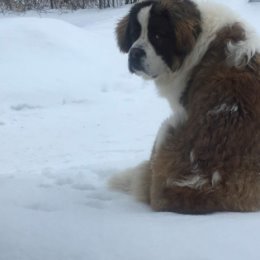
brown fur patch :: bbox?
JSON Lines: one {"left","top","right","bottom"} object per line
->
{"left": 162, "top": 0, "right": 202, "bottom": 57}
{"left": 150, "top": 24, "right": 260, "bottom": 213}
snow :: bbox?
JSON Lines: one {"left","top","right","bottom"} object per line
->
{"left": 0, "top": 1, "right": 260, "bottom": 259}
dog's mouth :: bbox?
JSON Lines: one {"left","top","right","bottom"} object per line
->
{"left": 128, "top": 60, "right": 144, "bottom": 74}
{"left": 131, "top": 67, "right": 158, "bottom": 80}
{"left": 129, "top": 60, "right": 158, "bottom": 79}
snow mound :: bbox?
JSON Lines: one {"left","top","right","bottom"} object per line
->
{"left": 0, "top": 17, "right": 139, "bottom": 109}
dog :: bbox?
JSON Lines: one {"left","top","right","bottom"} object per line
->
{"left": 108, "top": 0, "right": 260, "bottom": 213}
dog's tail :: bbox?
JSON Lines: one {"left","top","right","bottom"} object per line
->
{"left": 108, "top": 161, "right": 151, "bottom": 203}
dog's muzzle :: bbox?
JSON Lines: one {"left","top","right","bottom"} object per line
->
{"left": 128, "top": 47, "right": 146, "bottom": 73}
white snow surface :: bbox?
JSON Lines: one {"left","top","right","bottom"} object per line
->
{"left": 1, "top": 1, "right": 260, "bottom": 259}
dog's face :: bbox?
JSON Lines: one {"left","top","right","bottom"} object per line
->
{"left": 116, "top": 0, "right": 201, "bottom": 79}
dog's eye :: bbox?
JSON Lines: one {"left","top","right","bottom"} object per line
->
{"left": 155, "top": 33, "right": 167, "bottom": 41}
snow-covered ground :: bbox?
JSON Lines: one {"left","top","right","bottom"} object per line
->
{"left": 1, "top": 1, "right": 260, "bottom": 259}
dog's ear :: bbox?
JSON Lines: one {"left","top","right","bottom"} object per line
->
{"left": 165, "top": 0, "right": 201, "bottom": 57}
{"left": 115, "top": 15, "right": 131, "bottom": 53}
{"left": 174, "top": 18, "right": 201, "bottom": 56}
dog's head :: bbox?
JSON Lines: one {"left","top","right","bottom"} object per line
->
{"left": 116, "top": 0, "right": 201, "bottom": 79}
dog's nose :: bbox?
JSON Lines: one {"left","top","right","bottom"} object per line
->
{"left": 130, "top": 48, "right": 146, "bottom": 60}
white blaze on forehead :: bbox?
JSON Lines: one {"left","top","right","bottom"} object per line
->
{"left": 136, "top": 5, "right": 152, "bottom": 45}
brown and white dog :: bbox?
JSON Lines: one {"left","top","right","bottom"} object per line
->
{"left": 109, "top": 0, "right": 260, "bottom": 213}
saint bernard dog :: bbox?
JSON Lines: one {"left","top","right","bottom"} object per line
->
{"left": 108, "top": 0, "right": 260, "bottom": 213}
